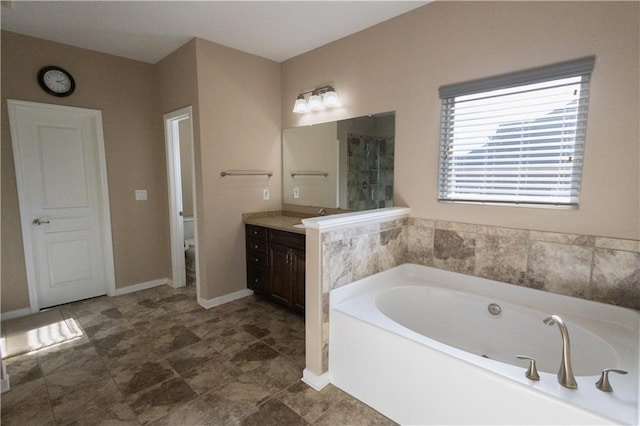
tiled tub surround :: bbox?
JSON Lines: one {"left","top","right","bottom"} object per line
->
{"left": 407, "top": 219, "right": 640, "bottom": 310}
{"left": 314, "top": 213, "right": 639, "bottom": 378}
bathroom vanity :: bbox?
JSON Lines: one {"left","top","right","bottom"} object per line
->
{"left": 244, "top": 216, "right": 305, "bottom": 313}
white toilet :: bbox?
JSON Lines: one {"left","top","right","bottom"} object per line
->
{"left": 183, "top": 216, "right": 196, "bottom": 272}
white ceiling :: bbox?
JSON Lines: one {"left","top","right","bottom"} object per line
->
{"left": 1, "top": 1, "right": 429, "bottom": 64}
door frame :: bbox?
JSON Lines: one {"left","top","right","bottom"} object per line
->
{"left": 8, "top": 99, "right": 116, "bottom": 312}
{"left": 163, "top": 106, "right": 197, "bottom": 289}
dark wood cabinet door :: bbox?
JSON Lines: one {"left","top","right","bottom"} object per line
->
{"left": 246, "top": 225, "right": 305, "bottom": 313}
{"left": 268, "top": 243, "right": 292, "bottom": 307}
{"left": 292, "top": 248, "right": 305, "bottom": 313}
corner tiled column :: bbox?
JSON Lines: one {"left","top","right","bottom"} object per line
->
{"left": 301, "top": 224, "right": 326, "bottom": 390}
{"left": 301, "top": 208, "right": 410, "bottom": 389}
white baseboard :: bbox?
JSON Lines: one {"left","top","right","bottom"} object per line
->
{"left": 1, "top": 279, "right": 171, "bottom": 321}
{"left": 302, "top": 368, "right": 330, "bottom": 391}
{"left": 1, "top": 307, "right": 32, "bottom": 321}
{"left": 114, "top": 278, "right": 171, "bottom": 296}
{"left": 198, "top": 288, "right": 253, "bottom": 309}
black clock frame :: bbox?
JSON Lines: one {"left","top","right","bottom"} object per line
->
{"left": 37, "top": 65, "right": 76, "bottom": 97}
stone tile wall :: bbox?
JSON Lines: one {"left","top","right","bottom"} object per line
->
{"left": 407, "top": 218, "right": 640, "bottom": 311}
{"left": 320, "top": 217, "right": 407, "bottom": 371}
{"left": 319, "top": 215, "right": 639, "bottom": 374}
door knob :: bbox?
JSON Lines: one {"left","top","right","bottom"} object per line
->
{"left": 33, "top": 218, "right": 50, "bottom": 225}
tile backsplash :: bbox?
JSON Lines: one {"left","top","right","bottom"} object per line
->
{"left": 408, "top": 218, "right": 640, "bottom": 311}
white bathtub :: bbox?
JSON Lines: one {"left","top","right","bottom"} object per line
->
{"left": 329, "top": 263, "right": 639, "bottom": 425}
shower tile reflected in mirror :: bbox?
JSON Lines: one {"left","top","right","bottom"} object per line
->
{"left": 347, "top": 134, "right": 394, "bottom": 210}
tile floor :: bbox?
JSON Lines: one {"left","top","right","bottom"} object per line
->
{"left": 1, "top": 279, "right": 396, "bottom": 425}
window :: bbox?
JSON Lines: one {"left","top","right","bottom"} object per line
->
{"left": 437, "top": 57, "right": 595, "bottom": 207}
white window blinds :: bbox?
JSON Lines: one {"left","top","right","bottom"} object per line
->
{"left": 438, "top": 57, "right": 595, "bottom": 206}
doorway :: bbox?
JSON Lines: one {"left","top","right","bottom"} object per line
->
{"left": 163, "top": 107, "right": 197, "bottom": 292}
{"left": 8, "top": 100, "right": 116, "bottom": 310}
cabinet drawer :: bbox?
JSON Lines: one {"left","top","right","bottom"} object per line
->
{"left": 247, "top": 267, "right": 267, "bottom": 293}
{"left": 247, "top": 251, "right": 267, "bottom": 269}
{"left": 246, "top": 224, "right": 267, "bottom": 241}
{"left": 268, "top": 229, "right": 305, "bottom": 250}
{"left": 246, "top": 238, "right": 267, "bottom": 253}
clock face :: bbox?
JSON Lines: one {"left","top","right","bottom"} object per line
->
{"left": 38, "top": 66, "right": 75, "bottom": 97}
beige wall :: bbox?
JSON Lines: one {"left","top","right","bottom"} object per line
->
{"left": 1, "top": 31, "right": 171, "bottom": 312}
{"left": 1, "top": 32, "right": 281, "bottom": 311}
{"left": 193, "top": 38, "right": 281, "bottom": 300}
{"left": 282, "top": 1, "right": 640, "bottom": 240}
{"left": 155, "top": 39, "right": 204, "bottom": 294}
{"left": 156, "top": 38, "right": 281, "bottom": 302}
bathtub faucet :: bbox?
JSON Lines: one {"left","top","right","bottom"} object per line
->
{"left": 543, "top": 315, "right": 578, "bottom": 389}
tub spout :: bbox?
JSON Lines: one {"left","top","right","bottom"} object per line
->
{"left": 543, "top": 315, "right": 577, "bottom": 389}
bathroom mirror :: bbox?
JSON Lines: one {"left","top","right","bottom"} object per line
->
{"left": 283, "top": 111, "right": 395, "bottom": 211}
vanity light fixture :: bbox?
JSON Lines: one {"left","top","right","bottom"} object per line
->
{"left": 293, "top": 85, "right": 342, "bottom": 113}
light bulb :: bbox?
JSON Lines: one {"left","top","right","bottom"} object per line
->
{"left": 293, "top": 95, "right": 309, "bottom": 113}
{"left": 307, "top": 93, "right": 324, "bottom": 111}
{"left": 322, "top": 89, "right": 341, "bottom": 108}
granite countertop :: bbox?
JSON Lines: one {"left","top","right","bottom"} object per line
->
{"left": 243, "top": 213, "right": 307, "bottom": 235}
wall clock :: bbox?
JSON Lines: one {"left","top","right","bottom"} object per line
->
{"left": 37, "top": 66, "right": 75, "bottom": 97}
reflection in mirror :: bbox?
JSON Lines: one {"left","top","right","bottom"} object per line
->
{"left": 283, "top": 112, "right": 395, "bottom": 211}
{"left": 283, "top": 122, "right": 339, "bottom": 208}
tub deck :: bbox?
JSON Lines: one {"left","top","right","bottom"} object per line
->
{"left": 329, "top": 264, "right": 639, "bottom": 425}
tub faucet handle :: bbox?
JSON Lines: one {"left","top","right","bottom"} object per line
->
{"left": 595, "top": 368, "right": 628, "bottom": 392}
{"left": 516, "top": 355, "right": 540, "bottom": 381}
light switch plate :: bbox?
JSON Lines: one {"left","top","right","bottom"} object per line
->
{"left": 293, "top": 187, "right": 299, "bottom": 199}
{"left": 263, "top": 188, "right": 269, "bottom": 200}
{"left": 135, "top": 189, "right": 148, "bottom": 201}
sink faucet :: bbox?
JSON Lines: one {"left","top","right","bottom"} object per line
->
{"left": 318, "top": 208, "right": 326, "bottom": 216}
{"left": 543, "top": 315, "right": 577, "bottom": 389}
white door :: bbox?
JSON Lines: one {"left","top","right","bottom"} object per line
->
{"left": 8, "top": 100, "right": 115, "bottom": 310}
